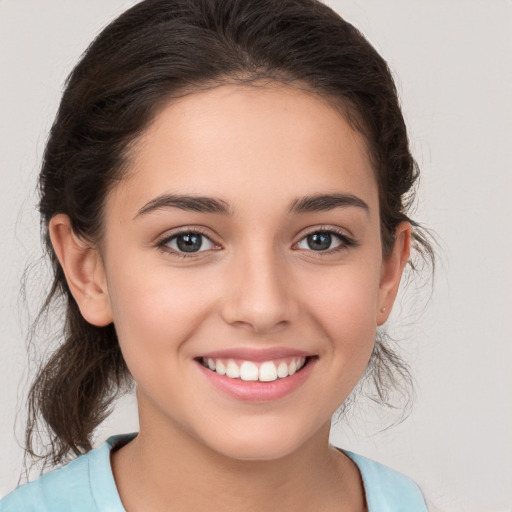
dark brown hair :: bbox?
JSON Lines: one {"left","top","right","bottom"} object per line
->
{"left": 27, "top": 0, "right": 434, "bottom": 467}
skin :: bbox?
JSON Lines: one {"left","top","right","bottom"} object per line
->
{"left": 50, "top": 83, "right": 410, "bottom": 511}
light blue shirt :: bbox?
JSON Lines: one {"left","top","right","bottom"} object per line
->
{"left": 0, "top": 434, "right": 428, "bottom": 511}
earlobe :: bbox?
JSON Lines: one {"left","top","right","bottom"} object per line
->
{"left": 377, "top": 222, "right": 411, "bottom": 326}
{"left": 49, "top": 214, "right": 113, "bottom": 327}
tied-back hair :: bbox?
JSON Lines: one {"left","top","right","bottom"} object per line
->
{"left": 26, "top": 0, "right": 435, "bottom": 467}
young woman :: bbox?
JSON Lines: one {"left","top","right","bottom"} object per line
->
{"left": 1, "top": 0, "right": 436, "bottom": 510}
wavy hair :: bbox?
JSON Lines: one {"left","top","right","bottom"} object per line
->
{"left": 26, "top": 0, "right": 435, "bottom": 467}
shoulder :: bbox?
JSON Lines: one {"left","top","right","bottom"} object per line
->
{"left": 343, "top": 450, "right": 429, "bottom": 512}
{"left": 0, "top": 435, "right": 132, "bottom": 512}
{"left": 0, "top": 454, "right": 94, "bottom": 512}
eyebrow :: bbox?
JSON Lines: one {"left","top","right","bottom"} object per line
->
{"left": 135, "top": 194, "right": 233, "bottom": 218}
{"left": 135, "top": 192, "right": 369, "bottom": 219}
{"left": 288, "top": 193, "right": 369, "bottom": 215}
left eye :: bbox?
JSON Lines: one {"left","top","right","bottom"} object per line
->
{"left": 164, "top": 232, "right": 216, "bottom": 253}
{"left": 296, "top": 231, "right": 347, "bottom": 252}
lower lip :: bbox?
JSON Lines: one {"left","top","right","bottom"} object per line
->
{"left": 196, "top": 358, "right": 316, "bottom": 402}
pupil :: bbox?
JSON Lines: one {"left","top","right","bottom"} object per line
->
{"left": 177, "top": 233, "right": 202, "bottom": 252}
{"left": 307, "top": 232, "right": 331, "bottom": 251}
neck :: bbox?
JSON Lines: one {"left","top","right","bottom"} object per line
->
{"left": 111, "top": 412, "right": 365, "bottom": 512}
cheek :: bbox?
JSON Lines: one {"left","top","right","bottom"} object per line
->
{"left": 300, "top": 263, "right": 381, "bottom": 333}
{"left": 296, "top": 261, "right": 381, "bottom": 382}
{"left": 105, "top": 262, "right": 217, "bottom": 363}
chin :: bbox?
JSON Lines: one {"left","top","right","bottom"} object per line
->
{"left": 200, "top": 418, "right": 322, "bottom": 462}
{"left": 216, "top": 438, "right": 302, "bottom": 462}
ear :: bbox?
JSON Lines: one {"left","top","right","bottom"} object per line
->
{"left": 377, "top": 221, "right": 411, "bottom": 326}
{"left": 49, "top": 214, "right": 113, "bottom": 327}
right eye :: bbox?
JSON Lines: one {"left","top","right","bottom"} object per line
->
{"left": 159, "top": 231, "right": 218, "bottom": 255}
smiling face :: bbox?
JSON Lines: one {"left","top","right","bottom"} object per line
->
{"left": 52, "top": 83, "right": 409, "bottom": 461}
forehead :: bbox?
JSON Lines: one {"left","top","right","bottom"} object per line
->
{"left": 110, "top": 83, "right": 378, "bottom": 218}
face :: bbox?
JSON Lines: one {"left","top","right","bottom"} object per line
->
{"left": 91, "top": 84, "right": 406, "bottom": 460}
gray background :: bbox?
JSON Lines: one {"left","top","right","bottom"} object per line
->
{"left": 1, "top": 1, "right": 511, "bottom": 510}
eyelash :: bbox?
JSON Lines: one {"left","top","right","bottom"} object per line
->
{"left": 156, "top": 226, "right": 357, "bottom": 259}
{"left": 294, "top": 227, "right": 357, "bottom": 255}
{"left": 156, "top": 227, "right": 218, "bottom": 259}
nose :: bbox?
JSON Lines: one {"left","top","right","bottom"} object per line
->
{"left": 220, "top": 244, "right": 299, "bottom": 334}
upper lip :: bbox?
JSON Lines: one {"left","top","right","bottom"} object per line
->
{"left": 196, "top": 347, "right": 315, "bottom": 362}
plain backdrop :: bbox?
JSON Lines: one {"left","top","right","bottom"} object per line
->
{"left": 1, "top": 1, "right": 511, "bottom": 511}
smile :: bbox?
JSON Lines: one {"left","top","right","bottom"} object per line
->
{"left": 200, "top": 357, "right": 307, "bottom": 382}
{"left": 196, "top": 351, "right": 316, "bottom": 402}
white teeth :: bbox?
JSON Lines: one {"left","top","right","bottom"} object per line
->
{"left": 240, "top": 361, "right": 259, "bottom": 381}
{"left": 226, "top": 360, "right": 240, "bottom": 379}
{"left": 259, "top": 361, "right": 278, "bottom": 382}
{"left": 216, "top": 360, "right": 226, "bottom": 375}
{"left": 277, "top": 362, "right": 289, "bottom": 378}
{"left": 202, "top": 356, "right": 308, "bottom": 381}
{"left": 297, "top": 358, "right": 305, "bottom": 372}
